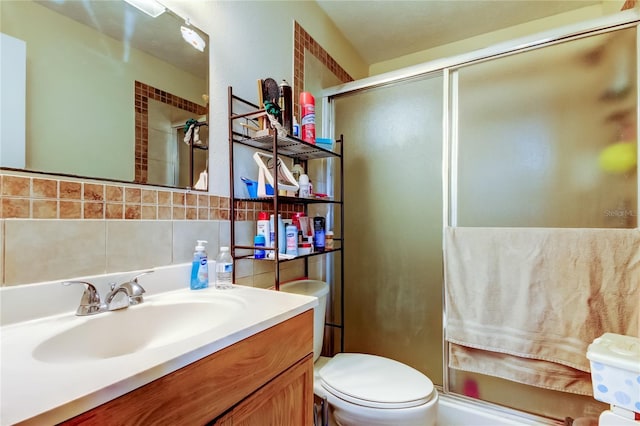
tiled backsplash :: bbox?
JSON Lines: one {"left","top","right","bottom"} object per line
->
{"left": 0, "top": 172, "right": 309, "bottom": 287}
{"left": 0, "top": 174, "right": 228, "bottom": 220}
{"left": 0, "top": 174, "right": 304, "bottom": 221}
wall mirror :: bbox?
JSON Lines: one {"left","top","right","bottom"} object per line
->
{"left": 0, "top": 0, "right": 209, "bottom": 190}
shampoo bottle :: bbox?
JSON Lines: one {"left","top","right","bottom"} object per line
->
{"left": 190, "top": 240, "right": 209, "bottom": 290}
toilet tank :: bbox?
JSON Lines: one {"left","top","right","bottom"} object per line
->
{"left": 280, "top": 280, "right": 329, "bottom": 361}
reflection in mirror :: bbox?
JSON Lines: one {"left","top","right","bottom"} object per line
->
{"left": 0, "top": 0, "right": 209, "bottom": 190}
{"left": 136, "top": 82, "right": 208, "bottom": 189}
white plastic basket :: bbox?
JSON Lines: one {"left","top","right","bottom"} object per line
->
{"left": 586, "top": 333, "right": 640, "bottom": 412}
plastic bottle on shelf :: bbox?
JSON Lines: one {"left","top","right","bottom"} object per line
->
{"left": 214, "top": 246, "right": 233, "bottom": 289}
{"left": 298, "top": 174, "right": 310, "bottom": 198}
{"left": 325, "top": 231, "right": 334, "bottom": 250}
{"left": 190, "top": 240, "right": 208, "bottom": 290}
{"left": 313, "top": 216, "right": 326, "bottom": 252}
{"left": 285, "top": 223, "right": 298, "bottom": 256}
{"left": 269, "top": 215, "right": 275, "bottom": 254}
{"left": 257, "top": 211, "right": 270, "bottom": 247}
{"left": 269, "top": 214, "right": 286, "bottom": 256}
{"left": 292, "top": 212, "right": 305, "bottom": 244}
{"left": 293, "top": 116, "right": 300, "bottom": 137}
{"left": 254, "top": 235, "right": 266, "bottom": 259}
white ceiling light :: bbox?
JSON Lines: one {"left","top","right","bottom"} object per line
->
{"left": 181, "top": 25, "right": 206, "bottom": 52}
{"left": 123, "top": 0, "right": 165, "bottom": 18}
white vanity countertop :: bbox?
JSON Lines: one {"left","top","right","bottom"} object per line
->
{"left": 0, "top": 266, "right": 317, "bottom": 426}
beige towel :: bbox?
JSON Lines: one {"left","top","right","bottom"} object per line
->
{"left": 444, "top": 227, "right": 640, "bottom": 395}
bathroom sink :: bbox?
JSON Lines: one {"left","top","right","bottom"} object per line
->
{"left": 33, "top": 293, "right": 246, "bottom": 363}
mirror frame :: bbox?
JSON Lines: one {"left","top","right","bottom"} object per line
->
{"left": 134, "top": 81, "right": 208, "bottom": 185}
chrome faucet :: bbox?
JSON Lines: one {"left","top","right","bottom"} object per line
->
{"left": 62, "top": 281, "right": 104, "bottom": 316}
{"left": 104, "top": 271, "right": 152, "bottom": 310}
{"left": 62, "top": 271, "right": 153, "bottom": 315}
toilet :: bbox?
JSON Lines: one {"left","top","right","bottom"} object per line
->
{"left": 280, "top": 279, "right": 438, "bottom": 426}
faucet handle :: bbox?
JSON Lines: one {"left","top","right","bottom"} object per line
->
{"left": 122, "top": 270, "right": 153, "bottom": 305}
{"left": 131, "top": 270, "right": 153, "bottom": 288}
{"left": 61, "top": 280, "right": 103, "bottom": 316}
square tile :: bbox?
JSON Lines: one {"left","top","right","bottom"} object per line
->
{"left": 172, "top": 221, "right": 220, "bottom": 264}
{"left": 60, "top": 181, "right": 82, "bottom": 200}
{"left": 1, "top": 176, "right": 29, "bottom": 197}
{"left": 106, "top": 221, "right": 172, "bottom": 272}
{"left": 4, "top": 220, "right": 106, "bottom": 285}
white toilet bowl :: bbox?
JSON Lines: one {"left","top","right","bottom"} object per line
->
{"left": 280, "top": 280, "right": 438, "bottom": 426}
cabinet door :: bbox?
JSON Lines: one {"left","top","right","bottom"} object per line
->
{"left": 62, "top": 311, "right": 313, "bottom": 425}
{"left": 213, "top": 355, "right": 314, "bottom": 426}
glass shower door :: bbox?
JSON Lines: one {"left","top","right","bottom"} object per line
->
{"left": 333, "top": 73, "right": 445, "bottom": 384}
{"left": 450, "top": 26, "right": 637, "bottom": 420}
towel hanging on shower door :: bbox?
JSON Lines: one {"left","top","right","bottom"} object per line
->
{"left": 444, "top": 226, "right": 640, "bottom": 395}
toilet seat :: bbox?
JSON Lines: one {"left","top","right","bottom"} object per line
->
{"left": 318, "top": 353, "right": 435, "bottom": 409}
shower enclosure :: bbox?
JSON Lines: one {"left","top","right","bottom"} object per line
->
{"left": 323, "top": 11, "right": 638, "bottom": 421}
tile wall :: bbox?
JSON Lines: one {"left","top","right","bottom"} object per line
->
{"left": 0, "top": 174, "right": 228, "bottom": 221}
{"left": 0, "top": 172, "right": 311, "bottom": 287}
{"left": 134, "top": 81, "right": 208, "bottom": 184}
{"left": 293, "top": 22, "right": 354, "bottom": 119}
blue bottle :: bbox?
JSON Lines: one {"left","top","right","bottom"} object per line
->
{"left": 190, "top": 240, "right": 209, "bottom": 290}
{"left": 313, "top": 217, "right": 325, "bottom": 252}
{"left": 254, "top": 235, "right": 266, "bottom": 259}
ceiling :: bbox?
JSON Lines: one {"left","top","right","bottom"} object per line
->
{"left": 315, "top": 0, "right": 602, "bottom": 64}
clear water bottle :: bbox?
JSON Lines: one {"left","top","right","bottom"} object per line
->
{"left": 215, "top": 246, "right": 233, "bottom": 289}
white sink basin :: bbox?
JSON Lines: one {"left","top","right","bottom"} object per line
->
{"left": 33, "top": 293, "right": 246, "bottom": 363}
{"left": 1, "top": 267, "right": 317, "bottom": 426}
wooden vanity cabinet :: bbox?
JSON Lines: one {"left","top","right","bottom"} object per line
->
{"left": 62, "top": 310, "right": 314, "bottom": 426}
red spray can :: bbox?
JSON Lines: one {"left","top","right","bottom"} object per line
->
{"left": 299, "top": 92, "right": 315, "bottom": 144}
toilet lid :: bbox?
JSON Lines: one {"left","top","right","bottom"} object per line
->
{"left": 318, "top": 353, "right": 435, "bottom": 409}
